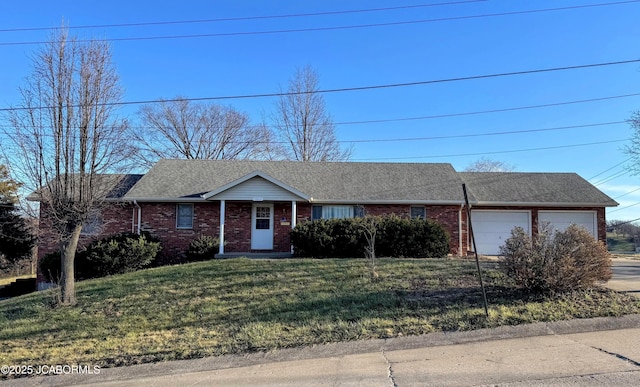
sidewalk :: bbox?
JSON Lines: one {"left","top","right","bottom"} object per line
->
{"left": 8, "top": 315, "right": 640, "bottom": 386}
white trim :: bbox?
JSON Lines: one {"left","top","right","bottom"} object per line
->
{"left": 470, "top": 201, "right": 617, "bottom": 207}
{"left": 219, "top": 200, "right": 225, "bottom": 255}
{"left": 310, "top": 199, "right": 464, "bottom": 205}
{"left": 291, "top": 201, "right": 297, "bottom": 254}
{"left": 176, "top": 203, "right": 194, "bottom": 229}
{"left": 251, "top": 203, "right": 274, "bottom": 250}
{"left": 469, "top": 209, "right": 532, "bottom": 255}
{"left": 538, "top": 210, "right": 598, "bottom": 238}
{"left": 202, "top": 170, "right": 310, "bottom": 200}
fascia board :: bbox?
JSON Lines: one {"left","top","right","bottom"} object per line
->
{"left": 469, "top": 201, "right": 619, "bottom": 208}
{"left": 309, "top": 199, "right": 465, "bottom": 205}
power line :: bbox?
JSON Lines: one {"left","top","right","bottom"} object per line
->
{"left": 2, "top": 92, "right": 637, "bottom": 129}
{"left": 0, "top": 1, "right": 486, "bottom": 33}
{"left": 2, "top": 58, "right": 639, "bottom": 112}
{"left": 352, "top": 138, "right": 628, "bottom": 161}
{"left": 342, "top": 121, "right": 625, "bottom": 143}
{"left": 1, "top": 1, "right": 638, "bottom": 46}
{"left": 0, "top": 120, "right": 626, "bottom": 143}
{"left": 332, "top": 93, "right": 640, "bottom": 126}
{"left": 613, "top": 187, "right": 640, "bottom": 200}
{"left": 588, "top": 157, "right": 632, "bottom": 180}
{"left": 608, "top": 201, "right": 640, "bottom": 213}
{"left": 593, "top": 169, "right": 630, "bottom": 186}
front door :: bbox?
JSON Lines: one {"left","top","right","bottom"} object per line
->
{"left": 251, "top": 203, "right": 274, "bottom": 249}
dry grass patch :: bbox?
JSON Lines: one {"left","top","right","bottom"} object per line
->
{"left": 1, "top": 258, "right": 638, "bottom": 370}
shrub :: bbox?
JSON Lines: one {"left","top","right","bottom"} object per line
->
{"left": 81, "top": 232, "right": 161, "bottom": 278}
{"left": 39, "top": 251, "right": 62, "bottom": 283}
{"left": 186, "top": 235, "right": 220, "bottom": 261}
{"left": 290, "top": 215, "right": 450, "bottom": 258}
{"left": 499, "top": 224, "right": 612, "bottom": 294}
{"left": 377, "top": 215, "right": 450, "bottom": 258}
{"left": 39, "top": 232, "right": 161, "bottom": 282}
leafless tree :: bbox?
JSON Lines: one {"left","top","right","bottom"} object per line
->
{"left": 464, "top": 157, "right": 515, "bottom": 172}
{"left": 624, "top": 112, "right": 640, "bottom": 174}
{"left": 4, "top": 28, "right": 130, "bottom": 305}
{"left": 273, "top": 65, "right": 351, "bottom": 161}
{"left": 132, "top": 98, "right": 271, "bottom": 168}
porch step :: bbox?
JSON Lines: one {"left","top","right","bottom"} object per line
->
{"left": 215, "top": 252, "right": 294, "bottom": 259}
{"left": 0, "top": 278, "right": 36, "bottom": 298}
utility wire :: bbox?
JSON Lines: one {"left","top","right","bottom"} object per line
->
{"left": 588, "top": 157, "right": 632, "bottom": 180}
{"left": 2, "top": 58, "right": 639, "bottom": 112}
{"left": 332, "top": 93, "right": 640, "bottom": 126}
{"left": 352, "top": 138, "right": 628, "bottom": 161}
{"left": 0, "top": 1, "right": 486, "bottom": 33}
{"left": 0, "top": 121, "right": 626, "bottom": 143}
{"left": 593, "top": 169, "right": 630, "bottom": 186}
{"left": 614, "top": 187, "right": 640, "bottom": 200}
{"left": 1, "top": 1, "right": 638, "bottom": 45}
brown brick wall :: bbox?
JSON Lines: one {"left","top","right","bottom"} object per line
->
{"left": 36, "top": 202, "right": 136, "bottom": 284}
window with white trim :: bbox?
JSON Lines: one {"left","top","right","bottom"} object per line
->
{"left": 311, "top": 205, "right": 365, "bottom": 220}
{"left": 176, "top": 203, "right": 194, "bottom": 229}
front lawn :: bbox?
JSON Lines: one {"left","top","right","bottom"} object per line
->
{"left": 0, "top": 258, "right": 638, "bottom": 368}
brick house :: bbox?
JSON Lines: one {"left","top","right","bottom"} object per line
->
{"left": 35, "top": 160, "right": 617, "bottom": 284}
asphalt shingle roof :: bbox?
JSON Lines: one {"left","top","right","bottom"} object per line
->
{"left": 124, "top": 160, "right": 466, "bottom": 203}
{"left": 122, "top": 160, "right": 617, "bottom": 207}
{"left": 459, "top": 172, "right": 618, "bottom": 206}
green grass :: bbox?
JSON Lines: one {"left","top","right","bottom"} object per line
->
{"left": 607, "top": 232, "right": 636, "bottom": 252}
{"left": 0, "top": 258, "right": 638, "bottom": 368}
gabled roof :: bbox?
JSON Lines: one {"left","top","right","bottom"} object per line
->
{"left": 459, "top": 172, "right": 618, "bottom": 207}
{"left": 202, "top": 170, "right": 310, "bottom": 200}
{"left": 123, "top": 159, "right": 466, "bottom": 204}
{"left": 28, "top": 174, "right": 143, "bottom": 202}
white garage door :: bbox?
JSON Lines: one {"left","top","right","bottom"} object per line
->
{"left": 470, "top": 211, "right": 530, "bottom": 255}
{"left": 538, "top": 211, "right": 596, "bottom": 237}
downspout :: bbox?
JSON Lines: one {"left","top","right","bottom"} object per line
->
{"left": 459, "top": 204, "right": 464, "bottom": 256}
{"left": 133, "top": 200, "right": 141, "bottom": 235}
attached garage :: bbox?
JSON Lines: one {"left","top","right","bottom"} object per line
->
{"left": 470, "top": 210, "right": 531, "bottom": 255}
{"left": 538, "top": 211, "right": 597, "bottom": 237}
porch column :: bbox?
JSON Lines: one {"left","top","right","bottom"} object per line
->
{"left": 291, "top": 201, "right": 297, "bottom": 253}
{"left": 219, "top": 200, "right": 225, "bottom": 255}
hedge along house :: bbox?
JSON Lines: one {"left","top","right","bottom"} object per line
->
{"left": 34, "top": 160, "right": 618, "bottom": 282}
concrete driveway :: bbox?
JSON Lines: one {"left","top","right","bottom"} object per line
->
{"left": 608, "top": 258, "right": 640, "bottom": 296}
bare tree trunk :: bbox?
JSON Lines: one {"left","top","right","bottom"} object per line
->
{"left": 60, "top": 224, "right": 82, "bottom": 305}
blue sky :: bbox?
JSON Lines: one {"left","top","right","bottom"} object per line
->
{"left": 1, "top": 1, "right": 640, "bottom": 221}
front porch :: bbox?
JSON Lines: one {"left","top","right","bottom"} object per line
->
{"left": 214, "top": 252, "right": 295, "bottom": 259}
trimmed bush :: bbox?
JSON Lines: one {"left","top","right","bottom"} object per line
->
{"left": 290, "top": 215, "right": 450, "bottom": 258}
{"left": 499, "top": 224, "right": 612, "bottom": 294}
{"left": 39, "top": 232, "right": 161, "bottom": 282}
{"left": 186, "top": 235, "right": 220, "bottom": 261}
{"left": 81, "top": 232, "right": 161, "bottom": 278}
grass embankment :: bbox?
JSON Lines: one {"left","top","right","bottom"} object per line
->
{"left": 1, "top": 258, "right": 638, "bottom": 368}
{"left": 607, "top": 232, "right": 636, "bottom": 253}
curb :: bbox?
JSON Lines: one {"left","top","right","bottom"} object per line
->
{"left": 8, "top": 314, "right": 640, "bottom": 386}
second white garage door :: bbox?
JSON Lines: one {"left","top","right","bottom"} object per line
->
{"left": 538, "top": 211, "right": 597, "bottom": 237}
{"left": 470, "top": 211, "right": 531, "bottom": 255}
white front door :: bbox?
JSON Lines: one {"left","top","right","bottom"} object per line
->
{"left": 251, "top": 203, "right": 274, "bottom": 249}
